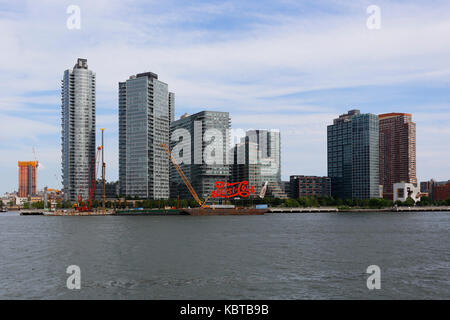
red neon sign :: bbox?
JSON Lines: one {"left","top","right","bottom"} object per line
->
{"left": 210, "top": 181, "right": 255, "bottom": 199}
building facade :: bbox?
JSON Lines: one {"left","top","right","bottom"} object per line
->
{"left": 94, "top": 181, "right": 119, "bottom": 200}
{"left": 289, "top": 175, "right": 331, "bottom": 198}
{"left": 118, "top": 72, "right": 173, "bottom": 199}
{"left": 245, "top": 130, "right": 287, "bottom": 199}
{"left": 327, "top": 110, "right": 380, "bottom": 200}
{"left": 379, "top": 113, "right": 417, "bottom": 200}
{"left": 393, "top": 182, "right": 421, "bottom": 203}
{"left": 18, "top": 161, "right": 38, "bottom": 197}
{"left": 61, "top": 58, "right": 96, "bottom": 201}
{"left": 231, "top": 137, "right": 262, "bottom": 197}
{"left": 170, "top": 111, "right": 231, "bottom": 200}
{"left": 433, "top": 181, "right": 450, "bottom": 201}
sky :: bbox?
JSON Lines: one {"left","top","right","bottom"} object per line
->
{"left": 0, "top": 0, "right": 450, "bottom": 194}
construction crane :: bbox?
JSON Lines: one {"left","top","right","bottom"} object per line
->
{"left": 32, "top": 147, "right": 39, "bottom": 168}
{"left": 160, "top": 143, "right": 209, "bottom": 208}
{"left": 75, "top": 146, "right": 102, "bottom": 212}
{"left": 100, "top": 128, "right": 106, "bottom": 209}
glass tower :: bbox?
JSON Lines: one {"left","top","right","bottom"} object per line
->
{"left": 118, "top": 72, "right": 172, "bottom": 199}
{"left": 170, "top": 111, "right": 231, "bottom": 200}
{"left": 327, "top": 110, "right": 380, "bottom": 200}
{"left": 61, "top": 58, "right": 96, "bottom": 201}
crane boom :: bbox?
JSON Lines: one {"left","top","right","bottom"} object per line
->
{"left": 160, "top": 143, "right": 205, "bottom": 207}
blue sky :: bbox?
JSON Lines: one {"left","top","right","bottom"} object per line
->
{"left": 1, "top": 0, "right": 450, "bottom": 194}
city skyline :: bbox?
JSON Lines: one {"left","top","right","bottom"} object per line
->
{"left": 1, "top": 1, "right": 450, "bottom": 194}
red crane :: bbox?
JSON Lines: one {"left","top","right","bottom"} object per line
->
{"left": 75, "top": 146, "right": 102, "bottom": 212}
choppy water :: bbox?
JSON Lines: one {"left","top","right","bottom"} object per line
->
{"left": 0, "top": 211, "right": 449, "bottom": 299}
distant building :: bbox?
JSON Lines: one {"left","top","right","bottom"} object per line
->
{"left": 393, "top": 182, "right": 421, "bottom": 203}
{"left": 170, "top": 111, "right": 231, "bottom": 200}
{"left": 379, "top": 113, "right": 417, "bottom": 200}
{"left": 432, "top": 181, "right": 450, "bottom": 201}
{"left": 118, "top": 72, "right": 173, "bottom": 199}
{"left": 420, "top": 180, "right": 450, "bottom": 201}
{"left": 290, "top": 175, "right": 331, "bottom": 198}
{"left": 245, "top": 130, "right": 287, "bottom": 199}
{"left": 62, "top": 58, "right": 96, "bottom": 201}
{"left": 282, "top": 181, "right": 291, "bottom": 198}
{"left": 169, "top": 92, "right": 175, "bottom": 124}
{"left": 327, "top": 110, "right": 380, "bottom": 200}
{"left": 420, "top": 180, "right": 434, "bottom": 196}
{"left": 231, "top": 138, "right": 262, "bottom": 197}
{"left": 94, "top": 181, "right": 119, "bottom": 200}
{"left": 18, "top": 161, "right": 38, "bottom": 197}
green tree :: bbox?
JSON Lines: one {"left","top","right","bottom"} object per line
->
{"left": 403, "top": 197, "right": 415, "bottom": 207}
{"left": 417, "top": 196, "right": 431, "bottom": 206}
{"left": 444, "top": 198, "right": 450, "bottom": 206}
{"left": 285, "top": 199, "right": 299, "bottom": 207}
{"left": 0, "top": 200, "right": 3, "bottom": 208}
{"left": 368, "top": 198, "right": 382, "bottom": 209}
{"left": 63, "top": 200, "right": 72, "bottom": 209}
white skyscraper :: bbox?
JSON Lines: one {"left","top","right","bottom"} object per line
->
{"left": 61, "top": 58, "right": 96, "bottom": 201}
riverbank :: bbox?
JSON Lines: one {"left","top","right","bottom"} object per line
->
{"left": 5, "top": 206, "right": 450, "bottom": 216}
{"left": 270, "top": 206, "right": 450, "bottom": 213}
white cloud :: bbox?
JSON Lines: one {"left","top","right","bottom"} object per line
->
{"left": 1, "top": 0, "right": 450, "bottom": 193}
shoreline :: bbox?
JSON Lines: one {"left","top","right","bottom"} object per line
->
{"left": 2, "top": 206, "right": 450, "bottom": 216}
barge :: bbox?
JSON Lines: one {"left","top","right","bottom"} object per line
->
{"left": 113, "top": 209, "right": 184, "bottom": 216}
{"left": 182, "top": 207, "right": 267, "bottom": 216}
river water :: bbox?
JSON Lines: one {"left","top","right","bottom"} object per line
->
{"left": 0, "top": 211, "right": 449, "bottom": 299}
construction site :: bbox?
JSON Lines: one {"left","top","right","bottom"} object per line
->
{"left": 24, "top": 136, "right": 268, "bottom": 216}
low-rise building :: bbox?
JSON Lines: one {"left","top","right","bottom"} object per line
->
{"left": 433, "top": 181, "right": 450, "bottom": 201}
{"left": 393, "top": 182, "right": 421, "bottom": 203}
{"left": 420, "top": 180, "right": 450, "bottom": 201}
{"left": 290, "top": 175, "right": 331, "bottom": 198}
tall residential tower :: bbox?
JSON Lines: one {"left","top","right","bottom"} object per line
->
{"left": 327, "top": 110, "right": 380, "bottom": 200}
{"left": 18, "top": 161, "right": 38, "bottom": 197}
{"left": 61, "top": 58, "right": 96, "bottom": 201}
{"left": 379, "top": 113, "right": 417, "bottom": 200}
{"left": 170, "top": 111, "right": 231, "bottom": 200}
{"left": 118, "top": 72, "right": 173, "bottom": 199}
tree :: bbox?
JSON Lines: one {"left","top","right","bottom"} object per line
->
{"left": 285, "top": 199, "right": 299, "bottom": 207}
{"left": 417, "top": 196, "right": 432, "bottom": 206}
{"left": 445, "top": 198, "right": 450, "bottom": 206}
{"left": 403, "top": 197, "right": 415, "bottom": 207}
{"left": 63, "top": 200, "right": 72, "bottom": 209}
{"left": 368, "top": 198, "right": 383, "bottom": 209}
{"left": 0, "top": 200, "right": 3, "bottom": 208}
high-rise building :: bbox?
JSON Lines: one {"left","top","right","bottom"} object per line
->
{"left": 246, "top": 130, "right": 286, "bottom": 199}
{"left": 18, "top": 161, "right": 38, "bottom": 197}
{"left": 61, "top": 58, "right": 96, "bottom": 201}
{"left": 168, "top": 92, "right": 175, "bottom": 124}
{"left": 289, "top": 175, "right": 331, "bottom": 198}
{"left": 170, "top": 111, "right": 230, "bottom": 200}
{"left": 379, "top": 113, "right": 417, "bottom": 200}
{"left": 327, "top": 110, "right": 380, "bottom": 200}
{"left": 231, "top": 130, "right": 286, "bottom": 198}
{"left": 231, "top": 137, "right": 262, "bottom": 197}
{"left": 118, "top": 72, "right": 172, "bottom": 199}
